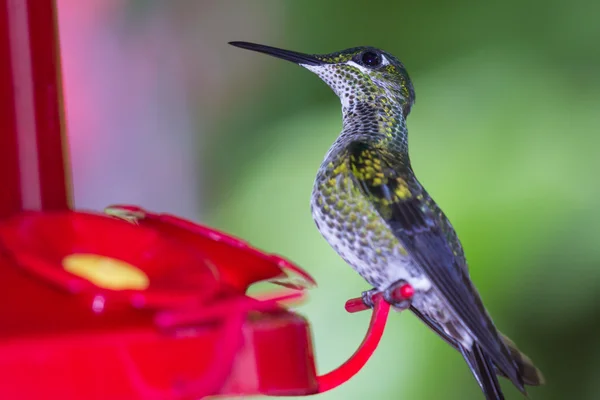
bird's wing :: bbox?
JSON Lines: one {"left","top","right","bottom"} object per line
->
{"left": 347, "top": 140, "right": 524, "bottom": 391}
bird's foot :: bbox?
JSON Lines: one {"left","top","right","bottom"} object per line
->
{"left": 360, "top": 288, "right": 379, "bottom": 309}
{"left": 383, "top": 279, "right": 415, "bottom": 311}
{"left": 360, "top": 280, "right": 415, "bottom": 310}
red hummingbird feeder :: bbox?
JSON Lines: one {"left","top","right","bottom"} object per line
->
{"left": 0, "top": 1, "right": 413, "bottom": 399}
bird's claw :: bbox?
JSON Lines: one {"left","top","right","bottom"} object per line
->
{"left": 383, "top": 279, "right": 415, "bottom": 311}
{"left": 359, "top": 280, "right": 415, "bottom": 310}
{"left": 360, "top": 288, "right": 379, "bottom": 309}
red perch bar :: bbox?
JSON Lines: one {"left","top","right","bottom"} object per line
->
{"left": 0, "top": 1, "right": 407, "bottom": 399}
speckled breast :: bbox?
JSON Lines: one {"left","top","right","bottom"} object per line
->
{"left": 310, "top": 151, "right": 423, "bottom": 291}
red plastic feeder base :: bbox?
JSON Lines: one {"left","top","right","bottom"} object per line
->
{"left": 0, "top": 209, "right": 318, "bottom": 399}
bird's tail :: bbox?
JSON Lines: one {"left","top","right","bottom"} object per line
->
{"left": 497, "top": 332, "right": 545, "bottom": 387}
{"left": 461, "top": 343, "right": 505, "bottom": 400}
{"left": 462, "top": 334, "right": 545, "bottom": 400}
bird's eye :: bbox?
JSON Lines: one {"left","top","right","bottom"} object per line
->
{"left": 360, "top": 51, "right": 382, "bottom": 67}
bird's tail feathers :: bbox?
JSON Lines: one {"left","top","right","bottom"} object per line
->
{"left": 498, "top": 332, "right": 545, "bottom": 387}
{"left": 461, "top": 343, "right": 506, "bottom": 400}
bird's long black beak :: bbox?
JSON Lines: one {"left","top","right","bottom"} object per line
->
{"left": 229, "top": 41, "right": 325, "bottom": 66}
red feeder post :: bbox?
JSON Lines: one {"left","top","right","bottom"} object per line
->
{"left": 0, "top": 0, "right": 71, "bottom": 216}
{"left": 0, "top": 1, "right": 406, "bottom": 399}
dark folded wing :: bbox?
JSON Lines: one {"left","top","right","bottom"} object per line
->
{"left": 347, "top": 141, "right": 524, "bottom": 392}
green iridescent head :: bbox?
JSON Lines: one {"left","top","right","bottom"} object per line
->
{"left": 230, "top": 41, "right": 416, "bottom": 117}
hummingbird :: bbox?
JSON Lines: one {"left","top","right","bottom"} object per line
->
{"left": 229, "top": 41, "right": 544, "bottom": 399}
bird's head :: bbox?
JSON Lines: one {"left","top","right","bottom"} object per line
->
{"left": 230, "top": 42, "right": 415, "bottom": 117}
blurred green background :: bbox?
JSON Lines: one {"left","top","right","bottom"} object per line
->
{"left": 61, "top": 0, "right": 600, "bottom": 398}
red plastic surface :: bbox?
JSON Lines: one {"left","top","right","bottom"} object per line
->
{"left": 0, "top": 0, "right": 70, "bottom": 218}
{"left": 0, "top": 209, "right": 319, "bottom": 399}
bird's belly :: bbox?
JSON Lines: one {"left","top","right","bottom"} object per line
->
{"left": 311, "top": 173, "right": 430, "bottom": 292}
{"left": 414, "top": 295, "right": 475, "bottom": 349}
